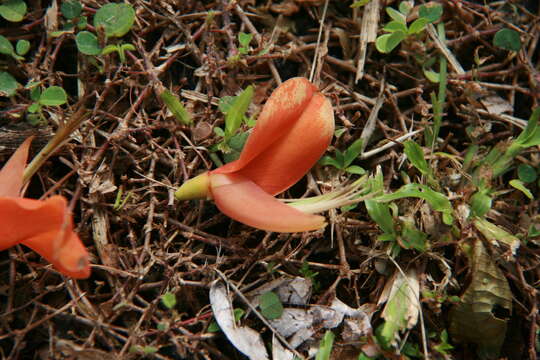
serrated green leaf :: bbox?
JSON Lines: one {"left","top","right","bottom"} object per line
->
{"left": 419, "top": 3, "right": 443, "bottom": 23}
{"left": 94, "top": 3, "right": 135, "bottom": 38}
{"left": 39, "top": 86, "right": 67, "bottom": 106}
{"left": 160, "top": 89, "right": 192, "bottom": 125}
{"left": 225, "top": 86, "right": 253, "bottom": 139}
{"left": 161, "top": 292, "right": 177, "bottom": 309}
{"left": 0, "top": 0, "right": 27, "bottom": 22}
{"left": 259, "top": 291, "right": 283, "bottom": 320}
{"left": 15, "top": 39, "right": 30, "bottom": 56}
{"left": 403, "top": 140, "right": 430, "bottom": 176}
{"left": 315, "top": 331, "right": 335, "bottom": 360}
{"left": 509, "top": 179, "right": 533, "bottom": 199}
{"left": 61, "top": 0, "right": 82, "bottom": 20}
{"left": 0, "top": 71, "right": 18, "bottom": 96}
{"left": 375, "top": 31, "right": 406, "bottom": 53}
{"left": 493, "top": 28, "right": 521, "bottom": 52}
{"left": 75, "top": 31, "right": 101, "bottom": 55}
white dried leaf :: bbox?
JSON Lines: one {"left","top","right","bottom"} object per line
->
{"left": 276, "top": 277, "right": 312, "bottom": 305}
{"left": 481, "top": 96, "right": 513, "bottom": 115}
{"left": 209, "top": 282, "right": 269, "bottom": 360}
{"left": 269, "top": 308, "right": 313, "bottom": 338}
{"left": 272, "top": 336, "right": 295, "bottom": 360}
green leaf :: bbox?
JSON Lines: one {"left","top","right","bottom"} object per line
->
{"left": 15, "top": 39, "right": 30, "bottom": 56}
{"left": 0, "top": 71, "right": 18, "bottom": 96}
{"left": 315, "top": 331, "right": 335, "bottom": 360}
{"left": 344, "top": 138, "right": 363, "bottom": 167}
{"left": 403, "top": 140, "right": 430, "bottom": 176}
{"left": 142, "top": 346, "right": 158, "bottom": 354}
{"left": 27, "top": 102, "right": 40, "bottom": 113}
{"left": 376, "top": 183, "right": 454, "bottom": 224}
{"left": 319, "top": 155, "right": 343, "bottom": 169}
{"left": 515, "top": 108, "right": 540, "bottom": 147}
{"left": 408, "top": 17, "right": 429, "bottom": 35}
{"left": 401, "top": 219, "right": 428, "bottom": 252}
{"left": 493, "top": 28, "right": 521, "bottom": 52}
{"left": 509, "top": 179, "right": 533, "bottom": 200}
{"left": 470, "top": 190, "right": 492, "bottom": 217}
{"left": 345, "top": 165, "right": 366, "bottom": 175}
{"left": 351, "top": 0, "right": 371, "bottom": 8}
{"left": 386, "top": 7, "right": 406, "bottom": 24}
{"left": 0, "top": 0, "right": 27, "bottom": 22}
{"left": 213, "top": 127, "right": 225, "bottom": 137}
{"left": 224, "top": 85, "right": 253, "bottom": 139}
{"left": 223, "top": 131, "right": 249, "bottom": 163}
{"left": 424, "top": 68, "right": 440, "bottom": 83}
{"left": 161, "top": 292, "right": 177, "bottom": 309}
{"left": 0, "top": 35, "right": 23, "bottom": 60}
{"left": 160, "top": 89, "right": 192, "bottom": 125}
{"left": 238, "top": 32, "right": 253, "bottom": 54}
{"left": 398, "top": 1, "right": 413, "bottom": 16}
{"left": 75, "top": 31, "right": 102, "bottom": 55}
{"left": 375, "top": 31, "right": 406, "bottom": 53}
{"left": 383, "top": 20, "right": 408, "bottom": 33}
{"left": 517, "top": 164, "right": 537, "bottom": 183}
{"left": 61, "top": 0, "right": 82, "bottom": 20}
{"left": 94, "top": 3, "right": 136, "bottom": 38}
{"left": 365, "top": 170, "right": 396, "bottom": 235}
{"left": 101, "top": 44, "right": 118, "bottom": 56}
{"left": 259, "top": 291, "right": 283, "bottom": 320}
{"left": 121, "top": 43, "right": 135, "bottom": 52}
{"left": 77, "top": 15, "right": 88, "bottom": 29}
{"left": 39, "top": 86, "right": 68, "bottom": 106}
{"left": 419, "top": 3, "right": 443, "bottom": 23}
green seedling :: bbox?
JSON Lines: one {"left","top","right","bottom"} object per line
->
{"left": 161, "top": 292, "right": 177, "bottom": 310}
{"left": 25, "top": 84, "right": 68, "bottom": 124}
{"left": 0, "top": 35, "right": 25, "bottom": 60}
{"left": 228, "top": 32, "right": 253, "bottom": 63}
{"left": 0, "top": 0, "right": 27, "bottom": 22}
{"left": 375, "top": 2, "right": 443, "bottom": 53}
{"left": 315, "top": 331, "right": 335, "bottom": 360}
{"left": 351, "top": 0, "right": 371, "bottom": 8}
{"left": 113, "top": 188, "right": 132, "bottom": 211}
{"left": 434, "top": 330, "right": 454, "bottom": 356}
{"left": 160, "top": 89, "right": 192, "bottom": 125}
{"left": 207, "top": 308, "right": 245, "bottom": 332}
{"left": 320, "top": 138, "right": 366, "bottom": 175}
{"left": 299, "top": 261, "right": 320, "bottom": 292}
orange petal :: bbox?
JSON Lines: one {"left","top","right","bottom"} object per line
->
{"left": 215, "top": 77, "right": 317, "bottom": 174}
{"left": 210, "top": 173, "right": 326, "bottom": 233}
{"left": 233, "top": 92, "right": 334, "bottom": 195}
{"left": 23, "top": 230, "right": 90, "bottom": 279}
{"left": 0, "top": 195, "right": 90, "bottom": 278}
{"left": 0, "top": 137, "right": 33, "bottom": 197}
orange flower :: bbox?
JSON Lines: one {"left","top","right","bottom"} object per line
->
{"left": 175, "top": 77, "right": 335, "bottom": 232}
{"left": 0, "top": 137, "right": 90, "bottom": 278}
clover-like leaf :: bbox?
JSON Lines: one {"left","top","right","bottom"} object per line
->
{"left": 94, "top": 3, "right": 136, "bottom": 38}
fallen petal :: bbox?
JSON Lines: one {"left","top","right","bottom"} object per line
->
{"left": 0, "top": 137, "right": 33, "bottom": 197}
{"left": 210, "top": 173, "right": 326, "bottom": 232}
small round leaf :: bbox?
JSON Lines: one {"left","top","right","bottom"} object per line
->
{"left": 16, "top": 39, "right": 30, "bottom": 56}
{"left": 493, "top": 28, "right": 521, "bottom": 52}
{"left": 161, "top": 292, "right": 177, "bottom": 309}
{"left": 259, "top": 291, "right": 283, "bottom": 320}
{"left": 0, "top": 0, "right": 27, "bottom": 22}
{"left": 94, "top": 3, "right": 136, "bottom": 38}
{"left": 61, "top": 1, "right": 82, "bottom": 20}
{"left": 76, "top": 31, "right": 101, "bottom": 55}
{"left": 517, "top": 164, "right": 537, "bottom": 183}
{"left": 0, "top": 71, "right": 18, "bottom": 96}
{"left": 39, "top": 86, "right": 68, "bottom": 106}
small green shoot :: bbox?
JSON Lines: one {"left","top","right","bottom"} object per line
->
{"left": 434, "top": 330, "right": 454, "bottom": 355}
{"left": 259, "top": 291, "right": 283, "bottom": 320}
{"left": 320, "top": 138, "right": 366, "bottom": 175}
{"left": 113, "top": 188, "right": 132, "bottom": 211}
{"left": 0, "top": 0, "right": 27, "bottom": 22}
{"left": 76, "top": 31, "right": 102, "bottom": 55}
{"left": 161, "top": 292, "right": 177, "bottom": 309}
{"left": 160, "top": 89, "right": 193, "bottom": 125}
{"left": 509, "top": 179, "right": 533, "bottom": 200}
{"left": 101, "top": 43, "right": 135, "bottom": 63}
{"left": 376, "top": 2, "right": 442, "bottom": 53}
{"left": 207, "top": 308, "right": 245, "bottom": 332}
{"left": 0, "top": 71, "right": 19, "bottom": 96}
{"left": 16, "top": 39, "right": 30, "bottom": 56}
{"left": 94, "top": 3, "right": 136, "bottom": 38}
{"left": 299, "top": 261, "right": 320, "bottom": 291}
{"left": 493, "top": 28, "right": 521, "bottom": 52}
{"left": 0, "top": 35, "right": 24, "bottom": 60}
{"left": 351, "top": 0, "right": 371, "bottom": 8}
{"left": 228, "top": 32, "right": 253, "bottom": 62}
{"left": 315, "top": 331, "right": 335, "bottom": 360}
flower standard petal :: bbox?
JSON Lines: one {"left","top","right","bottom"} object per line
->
{"left": 210, "top": 173, "right": 326, "bottom": 233}
{"left": 234, "top": 92, "right": 334, "bottom": 195}
{"left": 215, "top": 77, "right": 317, "bottom": 174}
{"left": 0, "top": 137, "right": 33, "bottom": 197}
